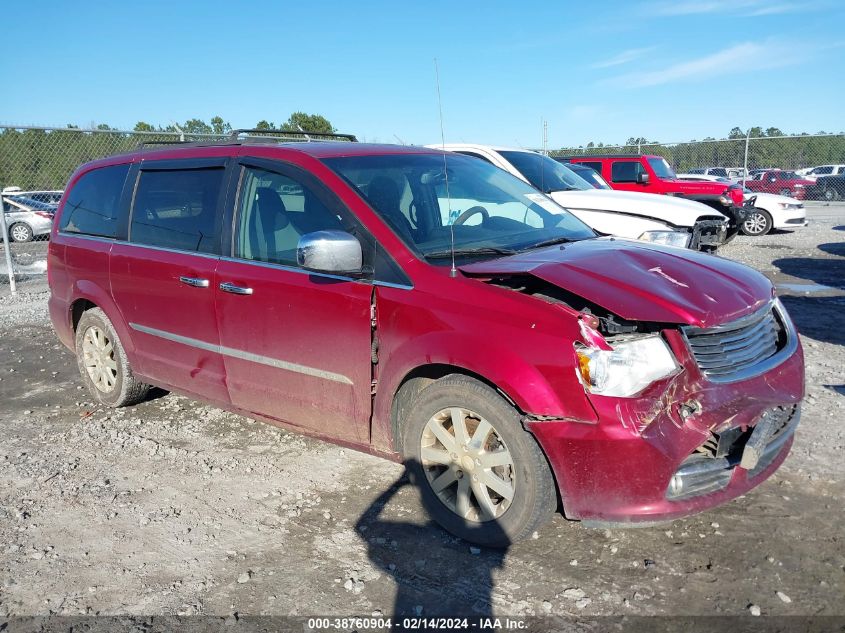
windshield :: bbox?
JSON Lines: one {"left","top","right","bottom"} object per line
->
{"left": 569, "top": 165, "right": 611, "bottom": 189}
{"left": 498, "top": 151, "right": 592, "bottom": 193}
{"left": 5, "top": 196, "right": 57, "bottom": 212}
{"left": 324, "top": 153, "right": 595, "bottom": 263}
{"left": 647, "top": 157, "right": 676, "bottom": 179}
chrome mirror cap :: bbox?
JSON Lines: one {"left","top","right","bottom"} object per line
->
{"left": 296, "top": 230, "right": 363, "bottom": 274}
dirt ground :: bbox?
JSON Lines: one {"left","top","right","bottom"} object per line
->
{"left": 1, "top": 203, "right": 843, "bottom": 623}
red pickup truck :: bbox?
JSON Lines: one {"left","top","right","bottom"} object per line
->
{"left": 560, "top": 154, "right": 748, "bottom": 238}
{"left": 744, "top": 170, "right": 813, "bottom": 200}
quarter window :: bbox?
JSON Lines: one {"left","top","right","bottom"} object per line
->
{"left": 611, "top": 161, "right": 644, "bottom": 183}
{"left": 130, "top": 168, "right": 225, "bottom": 253}
{"left": 60, "top": 164, "right": 130, "bottom": 238}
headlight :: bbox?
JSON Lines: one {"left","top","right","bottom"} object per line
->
{"left": 638, "top": 230, "right": 691, "bottom": 248}
{"left": 575, "top": 336, "right": 680, "bottom": 397}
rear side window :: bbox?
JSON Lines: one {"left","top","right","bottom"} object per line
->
{"left": 60, "top": 164, "right": 130, "bottom": 238}
{"left": 611, "top": 161, "right": 644, "bottom": 183}
{"left": 130, "top": 168, "right": 224, "bottom": 253}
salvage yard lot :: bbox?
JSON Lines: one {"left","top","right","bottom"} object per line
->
{"left": 1, "top": 203, "right": 843, "bottom": 619}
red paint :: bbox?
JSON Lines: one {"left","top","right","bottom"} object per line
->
{"left": 568, "top": 154, "right": 743, "bottom": 206}
{"left": 49, "top": 142, "right": 805, "bottom": 524}
{"left": 460, "top": 237, "right": 774, "bottom": 327}
{"left": 745, "top": 170, "right": 813, "bottom": 199}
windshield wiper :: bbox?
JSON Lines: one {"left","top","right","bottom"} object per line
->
{"left": 424, "top": 246, "right": 518, "bottom": 259}
{"left": 522, "top": 236, "right": 580, "bottom": 251}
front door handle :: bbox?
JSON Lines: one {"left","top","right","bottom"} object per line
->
{"left": 220, "top": 282, "right": 253, "bottom": 295}
{"left": 179, "top": 276, "right": 210, "bottom": 288}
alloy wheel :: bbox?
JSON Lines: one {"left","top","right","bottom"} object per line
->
{"left": 10, "top": 224, "right": 32, "bottom": 242}
{"left": 420, "top": 407, "right": 516, "bottom": 522}
{"left": 82, "top": 326, "right": 118, "bottom": 393}
{"left": 743, "top": 212, "right": 768, "bottom": 236}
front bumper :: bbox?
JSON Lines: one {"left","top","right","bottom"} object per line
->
{"left": 774, "top": 213, "right": 808, "bottom": 229}
{"left": 525, "top": 329, "right": 804, "bottom": 524}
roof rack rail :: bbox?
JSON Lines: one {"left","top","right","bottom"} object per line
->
{"left": 228, "top": 129, "right": 358, "bottom": 142}
{"left": 134, "top": 129, "right": 357, "bottom": 150}
{"left": 135, "top": 139, "right": 214, "bottom": 149}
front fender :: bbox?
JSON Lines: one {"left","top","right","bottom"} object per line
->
{"left": 372, "top": 329, "right": 597, "bottom": 451}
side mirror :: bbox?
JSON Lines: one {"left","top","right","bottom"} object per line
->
{"left": 297, "top": 230, "right": 363, "bottom": 275}
{"left": 637, "top": 171, "right": 650, "bottom": 184}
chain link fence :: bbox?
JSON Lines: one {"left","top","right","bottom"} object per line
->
{"left": 2, "top": 125, "right": 844, "bottom": 290}
{"left": 550, "top": 133, "right": 845, "bottom": 192}
{"left": 0, "top": 125, "right": 353, "bottom": 290}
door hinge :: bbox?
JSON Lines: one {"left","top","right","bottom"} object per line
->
{"left": 371, "top": 379, "right": 378, "bottom": 395}
{"left": 370, "top": 303, "right": 377, "bottom": 327}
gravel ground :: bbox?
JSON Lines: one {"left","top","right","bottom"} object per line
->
{"left": 0, "top": 203, "right": 843, "bottom": 623}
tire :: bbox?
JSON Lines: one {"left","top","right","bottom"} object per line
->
{"left": 9, "top": 223, "right": 33, "bottom": 243}
{"left": 399, "top": 374, "right": 556, "bottom": 546}
{"left": 75, "top": 307, "right": 150, "bottom": 407}
{"left": 824, "top": 187, "right": 837, "bottom": 201}
{"left": 779, "top": 188, "right": 791, "bottom": 197}
{"left": 740, "top": 210, "right": 773, "bottom": 236}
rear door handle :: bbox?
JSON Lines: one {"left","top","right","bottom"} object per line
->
{"left": 219, "top": 282, "right": 253, "bottom": 295}
{"left": 179, "top": 276, "right": 210, "bottom": 288}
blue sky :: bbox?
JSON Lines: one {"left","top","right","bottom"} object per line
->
{"left": 2, "top": 0, "right": 843, "bottom": 148}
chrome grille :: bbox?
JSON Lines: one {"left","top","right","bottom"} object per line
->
{"left": 683, "top": 303, "right": 787, "bottom": 382}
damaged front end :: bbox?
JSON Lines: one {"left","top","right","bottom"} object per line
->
{"left": 518, "top": 286, "right": 804, "bottom": 524}
{"left": 689, "top": 216, "right": 729, "bottom": 251}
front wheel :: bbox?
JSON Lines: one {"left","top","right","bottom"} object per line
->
{"left": 740, "top": 210, "right": 773, "bottom": 236}
{"left": 9, "top": 223, "right": 33, "bottom": 242}
{"left": 75, "top": 308, "right": 150, "bottom": 407}
{"left": 824, "top": 187, "right": 837, "bottom": 201}
{"left": 400, "top": 375, "right": 557, "bottom": 546}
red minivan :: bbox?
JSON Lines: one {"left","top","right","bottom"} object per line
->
{"left": 48, "top": 136, "right": 804, "bottom": 546}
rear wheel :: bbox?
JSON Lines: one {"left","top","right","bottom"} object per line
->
{"left": 399, "top": 375, "right": 556, "bottom": 546}
{"left": 741, "top": 210, "right": 773, "bottom": 236}
{"left": 75, "top": 308, "right": 150, "bottom": 407}
{"left": 9, "top": 223, "right": 33, "bottom": 243}
{"left": 824, "top": 187, "right": 837, "bottom": 201}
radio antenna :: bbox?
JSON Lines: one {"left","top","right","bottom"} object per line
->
{"left": 434, "top": 58, "right": 457, "bottom": 278}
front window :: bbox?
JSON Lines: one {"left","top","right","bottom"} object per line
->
{"left": 498, "top": 151, "right": 592, "bottom": 193}
{"left": 324, "top": 153, "right": 595, "bottom": 264}
{"left": 647, "top": 157, "right": 676, "bottom": 179}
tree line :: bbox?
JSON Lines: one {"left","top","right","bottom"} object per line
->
{"left": 0, "top": 113, "right": 337, "bottom": 190}
{"left": 2, "top": 118, "right": 844, "bottom": 191}
{"left": 551, "top": 126, "right": 845, "bottom": 172}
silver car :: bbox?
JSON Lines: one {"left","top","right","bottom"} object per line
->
{"left": 2, "top": 195, "right": 55, "bottom": 242}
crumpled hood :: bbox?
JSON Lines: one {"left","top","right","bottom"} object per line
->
{"left": 548, "top": 188, "right": 726, "bottom": 226}
{"left": 460, "top": 237, "right": 773, "bottom": 327}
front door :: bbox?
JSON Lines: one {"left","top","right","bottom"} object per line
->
{"left": 215, "top": 158, "right": 373, "bottom": 443}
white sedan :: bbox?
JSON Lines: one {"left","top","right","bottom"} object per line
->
{"left": 677, "top": 174, "right": 807, "bottom": 236}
